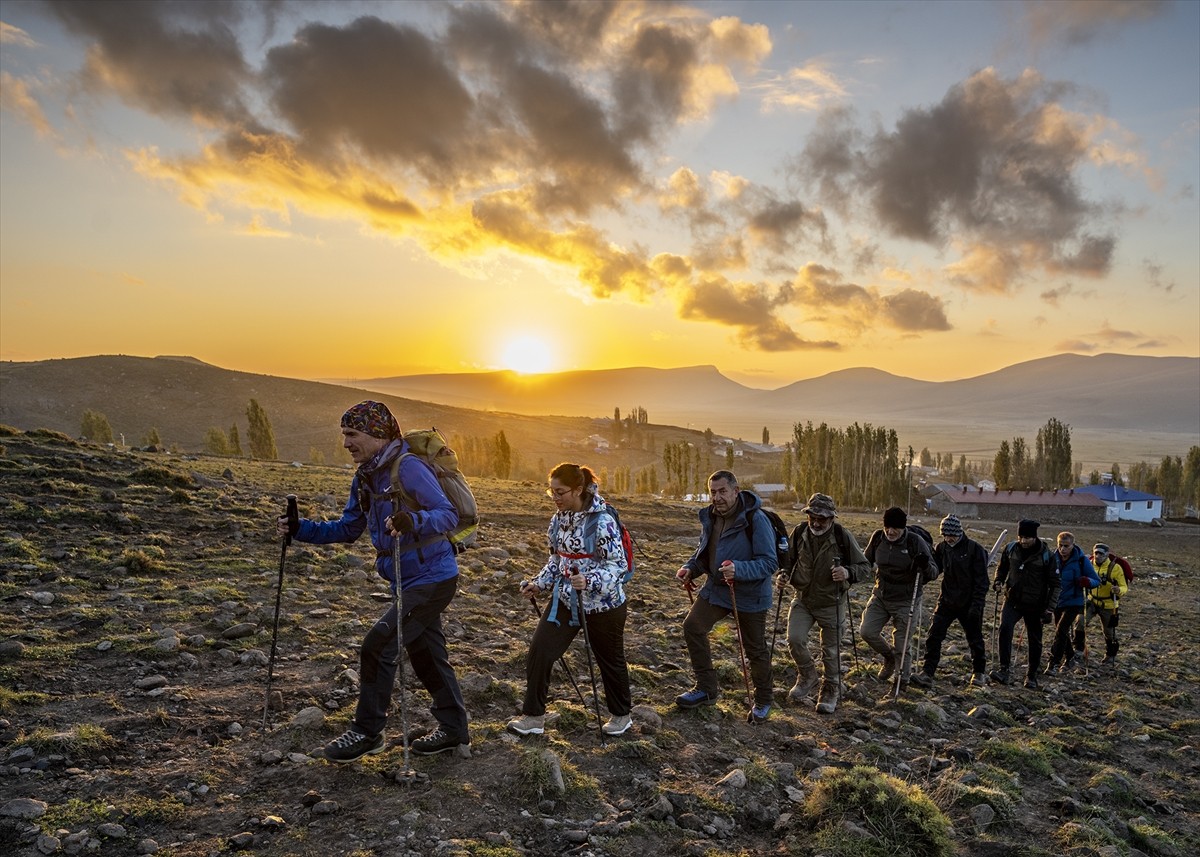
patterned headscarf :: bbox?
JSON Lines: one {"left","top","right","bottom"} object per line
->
{"left": 340, "top": 401, "right": 399, "bottom": 440}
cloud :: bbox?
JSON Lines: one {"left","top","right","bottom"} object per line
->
{"left": 48, "top": 0, "right": 255, "bottom": 126}
{"left": 754, "top": 58, "right": 850, "bottom": 113}
{"left": 0, "top": 21, "right": 38, "bottom": 47}
{"left": 799, "top": 68, "right": 1119, "bottom": 292}
{"left": 1055, "top": 321, "right": 1157, "bottom": 352}
{"left": 1024, "top": 0, "right": 1167, "bottom": 47}
{"left": 790, "top": 264, "right": 951, "bottom": 334}
{"left": 1142, "top": 258, "right": 1175, "bottom": 292}
{"left": 0, "top": 71, "right": 56, "bottom": 139}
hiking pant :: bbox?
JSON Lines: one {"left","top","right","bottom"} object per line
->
{"left": 922, "top": 602, "right": 986, "bottom": 676}
{"left": 683, "top": 595, "right": 773, "bottom": 705}
{"left": 1074, "top": 602, "right": 1118, "bottom": 648}
{"left": 786, "top": 599, "right": 844, "bottom": 683}
{"left": 1049, "top": 605, "right": 1085, "bottom": 666}
{"left": 860, "top": 590, "right": 919, "bottom": 680}
{"left": 997, "top": 600, "right": 1045, "bottom": 680}
{"left": 355, "top": 577, "right": 469, "bottom": 741}
{"left": 522, "top": 600, "right": 631, "bottom": 718}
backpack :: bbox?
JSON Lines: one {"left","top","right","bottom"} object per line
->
{"left": 551, "top": 501, "right": 635, "bottom": 586}
{"left": 746, "top": 508, "right": 791, "bottom": 571}
{"left": 866, "top": 524, "right": 934, "bottom": 557}
{"left": 1107, "top": 552, "right": 1133, "bottom": 585}
{"left": 387, "top": 428, "right": 478, "bottom": 553}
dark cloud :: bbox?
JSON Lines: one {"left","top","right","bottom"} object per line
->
{"left": 748, "top": 198, "right": 829, "bottom": 255}
{"left": 677, "top": 276, "right": 839, "bottom": 352}
{"left": 791, "top": 264, "right": 951, "bottom": 334}
{"left": 881, "top": 289, "right": 952, "bottom": 332}
{"left": 1025, "top": 0, "right": 1167, "bottom": 47}
{"left": 263, "top": 17, "right": 477, "bottom": 181}
{"left": 799, "top": 69, "right": 1118, "bottom": 291}
{"left": 49, "top": 0, "right": 253, "bottom": 126}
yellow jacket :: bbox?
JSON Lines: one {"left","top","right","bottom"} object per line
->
{"left": 1090, "top": 556, "right": 1128, "bottom": 609}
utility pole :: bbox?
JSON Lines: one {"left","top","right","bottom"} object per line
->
{"left": 906, "top": 446, "right": 914, "bottom": 516}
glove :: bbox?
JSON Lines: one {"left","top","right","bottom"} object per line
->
{"left": 992, "top": 579, "right": 1004, "bottom": 593}
{"left": 913, "top": 553, "right": 930, "bottom": 571}
{"left": 390, "top": 511, "right": 416, "bottom": 534}
{"left": 1042, "top": 610, "right": 1054, "bottom": 625}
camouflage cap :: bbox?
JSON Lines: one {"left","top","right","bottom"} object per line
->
{"left": 801, "top": 492, "right": 837, "bottom": 518}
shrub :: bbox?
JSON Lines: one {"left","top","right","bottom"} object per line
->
{"left": 803, "top": 765, "right": 954, "bottom": 857}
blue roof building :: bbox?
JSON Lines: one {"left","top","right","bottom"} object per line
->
{"left": 1073, "top": 484, "right": 1164, "bottom": 523}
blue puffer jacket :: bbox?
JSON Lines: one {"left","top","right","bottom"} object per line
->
{"left": 682, "top": 491, "right": 776, "bottom": 613}
{"left": 1055, "top": 545, "right": 1099, "bottom": 608}
{"left": 295, "top": 438, "right": 459, "bottom": 592}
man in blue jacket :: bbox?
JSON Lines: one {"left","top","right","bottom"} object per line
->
{"left": 278, "top": 401, "right": 469, "bottom": 762}
{"left": 1045, "top": 531, "right": 1099, "bottom": 675}
{"left": 675, "top": 470, "right": 777, "bottom": 722}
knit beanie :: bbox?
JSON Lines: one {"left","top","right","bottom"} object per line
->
{"left": 883, "top": 506, "right": 907, "bottom": 529}
{"left": 939, "top": 514, "right": 964, "bottom": 538}
{"left": 1017, "top": 519, "right": 1039, "bottom": 538}
{"left": 340, "top": 401, "right": 399, "bottom": 440}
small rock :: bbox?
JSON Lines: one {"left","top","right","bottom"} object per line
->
{"left": 969, "top": 802, "right": 995, "bottom": 832}
{"left": 6, "top": 747, "right": 36, "bottom": 765}
{"left": 228, "top": 832, "right": 255, "bottom": 848}
{"left": 96, "top": 822, "right": 127, "bottom": 838}
{"left": 260, "top": 815, "right": 286, "bottom": 829}
{"left": 312, "top": 800, "right": 339, "bottom": 815}
{"left": 717, "top": 769, "right": 747, "bottom": 789}
{"left": 290, "top": 706, "right": 326, "bottom": 729}
{"left": 32, "top": 591, "right": 55, "bottom": 605}
{"left": 240, "top": 649, "right": 269, "bottom": 666}
{"left": 136, "top": 838, "right": 159, "bottom": 854}
{"left": 36, "top": 833, "right": 60, "bottom": 855}
{"left": 0, "top": 640, "right": 26, "bottom": 657}
{"left": 222, "top": 622, "right": 258, "bottom": 639}
{"left": 260, "top": 750, "right": 284, "bottom": 765}
{"left": 134, "top": 675, "right": 169, "bottom": 690}
{"left": 540, "top": 750, "right": 566, "bottom": 796}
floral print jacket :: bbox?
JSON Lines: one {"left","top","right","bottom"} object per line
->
{"left": 530, "top": 491, "right": 627, "bottom": 618}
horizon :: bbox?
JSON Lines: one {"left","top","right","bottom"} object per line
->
{"left": 1, "top": 2, "right": 1198, "bottom": 386}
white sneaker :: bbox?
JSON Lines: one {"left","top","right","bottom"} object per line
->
{"left": 602, "top": 714, "right": 633, "bottom": 736}
{"left": 506, "top": 714, "right": 545, "bottom": 736}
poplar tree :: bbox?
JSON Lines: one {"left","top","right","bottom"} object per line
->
{"left": 80, "top": 410, "right": 114, "bottom": 443}
{"left": 246, "top": 399, "right": 278, "bottom": 460}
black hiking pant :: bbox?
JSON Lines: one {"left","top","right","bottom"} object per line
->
{"left": 1049, "top": 605, "right": 1085, "bottom": 666}
{"left": 922, "top": 602, "right": 986, "bottom": 676}
{"left": 522, "top": 600, "right": 631, "bottom": 717}
{"left": 997, "top": 600, "right": 1046, "bottom": 680}
{"left": 355, "top": 576, "right": 469, "bottom": 741}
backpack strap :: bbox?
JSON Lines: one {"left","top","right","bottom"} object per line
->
{"left": 387, "top": 455, "right": 450, "bottom": 558}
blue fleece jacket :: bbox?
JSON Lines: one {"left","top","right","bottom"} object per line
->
{"left": 1055, "top": 545, "right": 1100, "bottom": 608}
{"left": 683, "top": 491, "right": 776, "bottom": 613}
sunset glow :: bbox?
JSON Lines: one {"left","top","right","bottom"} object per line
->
{"left": 0, "top": 2, "right": 1196, "bottom": 386}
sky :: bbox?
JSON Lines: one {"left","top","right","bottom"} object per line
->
{"left": 1, "top": 0, "right": 1197, "bottom": 388}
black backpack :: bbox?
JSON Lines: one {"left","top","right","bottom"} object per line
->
{"left": 788, "top": 520, "right": 853, "bottom": 572}
{"left": 746, "top": 508, "right": 791, "bottom": 571}
{"left": 866, "top": 524, "right": 934, "bottom": 558}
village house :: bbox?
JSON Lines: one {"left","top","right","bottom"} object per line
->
{"left": 1072, "top": 484, "right": 1165, "bottom": 523}
{"left": 927, "top": 485, "right": 1108, "bottom": 525}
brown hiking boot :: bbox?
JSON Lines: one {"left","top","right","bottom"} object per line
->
{"left": 789, "top": 666, "right": 819, "bottom": 704}
{"left": 878, "top": 653, "right": 897, "bottom": 682}
{"left": 815, "top": 681, "right": 840, "bottom": 714}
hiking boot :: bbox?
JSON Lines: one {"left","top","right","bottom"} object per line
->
{"left": 602, "top": 714, "right": 633, "bottom": 736}
{"left": 911, "top": 671, "right": 934, "bottom": 688}
{"left": 675, "top": 688, "right": 719, "bottom": 709}
{"left": 815, "top": 681, "right": 840, "bottom": 714}
{"left": 323, "top": 728, "right": 385, "bottom": 763}
{"left": 878, "top": 653, "right": 897, "bottom": 682}
{"left": 1023, "top": 675, "right": 1039, "bottom": 690}
{"left": 969, "top": 672, "right": 988, "bottom": 687}
{"left": 1064, "top": 655, "right": 1079, "bottom": 671}
{"left": 989, "top": 667, "right": 1011, "bottom": 685}
{"left": 788, "top": 667, "right": 819, "bottom": 704}
{"left": 749, "top": 703, "right": 771, "bottom": 723}
{"left": 506, "top": 714, "right": 545, "bottom": 736}
{"left": 411, "top": 728, "right": 468, "bottom": 755}
{"left": 1044, "top": 662, "right": 1059, "bottom": 676}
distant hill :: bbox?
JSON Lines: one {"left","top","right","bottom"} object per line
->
{"left": 2, "top": 353, "right": 1197, "bottom": 469}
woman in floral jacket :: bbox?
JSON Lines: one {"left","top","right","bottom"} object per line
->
{"left": 507, "top": 463, "right": 633, "bottom": 737}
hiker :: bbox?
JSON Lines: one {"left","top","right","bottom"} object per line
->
{"left": 508, "top": 463, "right": 633, "bottom": 737}
{"left": 990, "top": 519, "right": 1060, "bottom": 689}
{"left": 780, "top": 492, "right": 869, "bottom": 714}
{"left": 859, "top": 507, "right": 938, "bottom": 692}
{"left": 912, "top": 514, "right": 990, "bottom": 689}
{"left": 1045, "top": 532, "right": 1099, "bottom": 675}
{"left": 1075, "top": 543, "right": 1128, "bottom": 665}
{"left": 674, "top": 470, "right": 777, "bottom": 722}
{"left": 277, "top": 401, "right": 470, "bottom": 762}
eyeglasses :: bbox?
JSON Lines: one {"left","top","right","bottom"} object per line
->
{"left": 546, "top": 486, "right": 573, "bottom": 498}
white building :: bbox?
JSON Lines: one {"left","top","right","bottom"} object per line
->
{"left": 1072, "top": 485, "right": 1164, "bottom": 523}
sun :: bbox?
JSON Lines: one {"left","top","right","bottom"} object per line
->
{"left": 499, "top": 334, "right": 554, "bottom": 374}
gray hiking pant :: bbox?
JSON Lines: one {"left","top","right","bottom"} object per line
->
{"left": 786, "top": 599, "right": 845, "bottom": 683}
{"left": 859, "top": 590, "right": 919, "bottom": 680}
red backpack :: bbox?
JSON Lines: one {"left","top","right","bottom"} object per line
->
{"left": 1108, "top": 552, "right": 1133, "bottom": 585}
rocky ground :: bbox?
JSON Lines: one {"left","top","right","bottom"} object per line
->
{"left": 1, "top": 427, "right": 1198, "bottom": 857}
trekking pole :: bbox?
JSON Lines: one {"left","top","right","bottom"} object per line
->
{"left": 832, "top": 556, "right": 843, "bottom": 688}
{"left": 985, "top": 530, "right": 1007, "bottom": 667}
{"left": 529, "top": 595, "right": 588, "bottom": 710}
{"left": 263, "top": 494, "right": 296, "bottom": 729}
{"left": 569, "top": 569, "right": 606, "bottom": 745}
{"left": 393, "top": 533, "right": 412, "bottom": 778}
{"left": 894, "top": 575, "right": 922, "bottom": 702}
{"left": 684, "top": 577, "right": 696, "bottom": 605}
{"left": 1079, "top": 589, "right": 1090, "bottom": 677}
{"left": 845, "top": 589, "right": 860, "bottom": 672}
{"left": 723, "top": 565, "right": 755, "bottom": 718}
{"left": 769, "top": 576, "right": 786, "bottom": 662}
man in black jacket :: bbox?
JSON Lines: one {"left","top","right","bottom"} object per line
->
{"left": 990, "top": 519, "right": 1061, "bottom": 689}
{"left": 912, "top": 515, "right": 990, "bottom": 689}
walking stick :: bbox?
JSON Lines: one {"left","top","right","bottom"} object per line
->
{"left": 985, "top": 530, "right": 1007, "bottom": 667}
{"left": 393, "top": 532, "right": 412, "bottom": 777}
{"left": 832, "top": 555, "right": 843, "bottom": 687}
{"left": 1079, "top": 588, "right": 1090, "bottom": 677}
{"left": 724, "top": 568, "right": 755, "bottom": 717}
{"left": 263, "top": 494, "right": 296, "bottom": 728}
{"left": 570, "top": 570, "right": 606, "bottom": 745}
{"left": 769, "top": 576, "right": 785, "bottom": 662}
{"left": 684, "top": 577, "right": 696, "bottom": 605}
{"left": 845, "top": 588, "right": 860, "bottom": 672}
{"left": 894, "top": 574, "right": 922, "bottom": 702}
{"left": 529, "top": 595, "right": 588, "bottom": 710}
